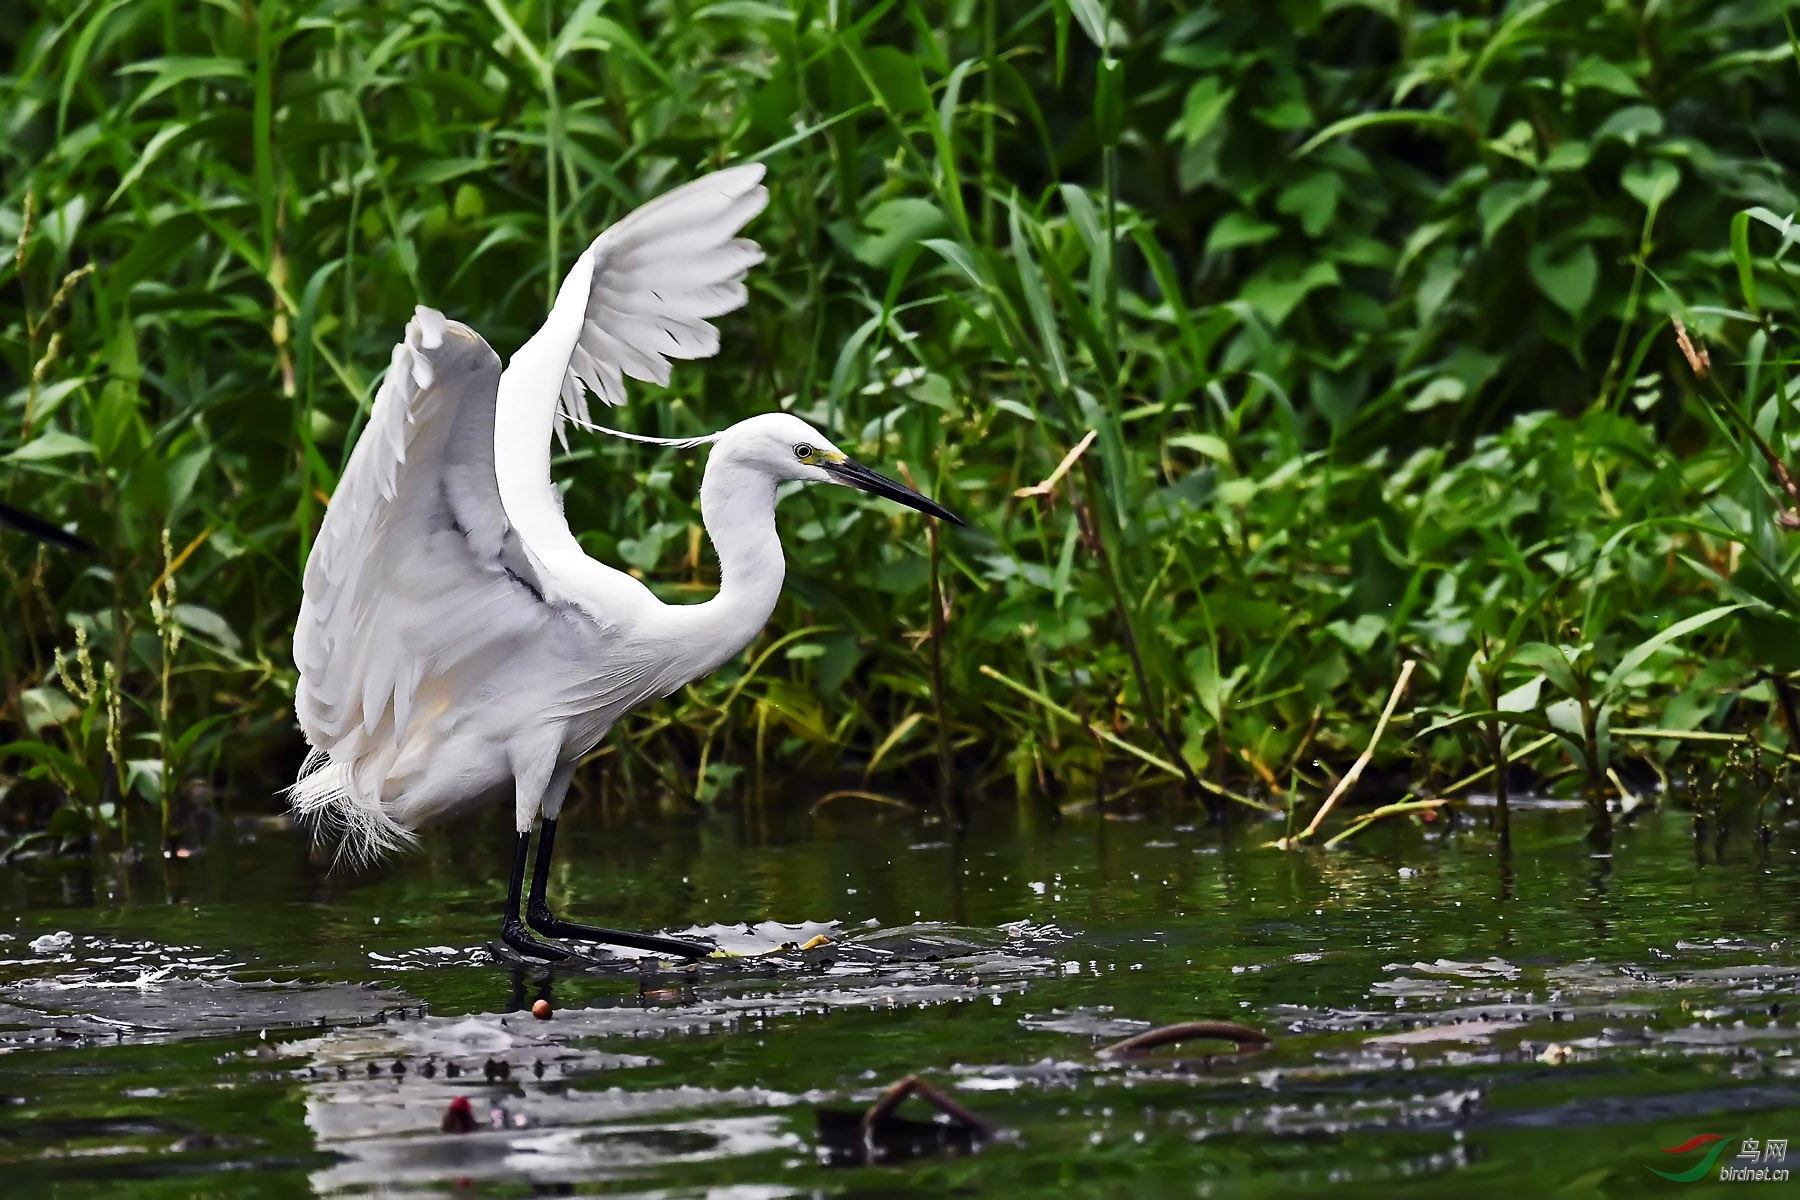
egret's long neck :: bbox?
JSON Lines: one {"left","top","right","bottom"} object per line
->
{"left": 653, "top": 452, "right": 786, "bottom": 684}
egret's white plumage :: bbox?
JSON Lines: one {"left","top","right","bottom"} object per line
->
{"left": 289, "top": 164, "right": 958, "bottom": 882}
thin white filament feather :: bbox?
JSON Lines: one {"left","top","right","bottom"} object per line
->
{"left": 569, "top": 415, "right": 723, "bottom": 449}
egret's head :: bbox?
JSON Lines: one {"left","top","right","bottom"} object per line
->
{"left": 720, "top": 413, "right": 965, "bottom": 525}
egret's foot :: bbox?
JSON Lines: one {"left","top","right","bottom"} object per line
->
{"left": 500, "top": 915, "right": 572, "bottom": 962}
{"left": 525, "top": 901, "right": 713, "bottom": 960}
{"left": 522, "top": 817, "right": 714, "bottom": 960}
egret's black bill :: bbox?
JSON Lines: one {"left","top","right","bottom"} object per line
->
{"left": 0, "top": 501, "right": 95, "bottom": 554}
{"left": 826, "top": 458, "right": 966, "bottom": 526}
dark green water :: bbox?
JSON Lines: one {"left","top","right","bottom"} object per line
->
{"left": 3, "top": 797, "right": 1799, "bottom": 1197}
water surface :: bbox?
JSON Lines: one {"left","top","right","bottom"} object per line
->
{"left": 3, "top": 798, "right": 1799, "bottom": 1196}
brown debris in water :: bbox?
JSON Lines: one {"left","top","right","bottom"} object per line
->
{"left": 1099, "top": 1020, "right": 1273, "bottom": 1058}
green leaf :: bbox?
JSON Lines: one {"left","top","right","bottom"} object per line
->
{"left": 695, "top": 1, "right": 796, "bottom": 21}
{"left": 1170, "top": 77, "right": 1234, "bottom": 146}
{"left": 173, "top": 604, "right": 242, "bottom": 656}
{"left": 1598, "top": 604, "right": 1743, "bottom": 709}
{"left": 1294, "top": 110, "right": 1464, "bottom": 160}
{"left": 920, "top": 238, "right": 985, "bottom": 289}
{"left": 106, "top": 121, "right": 191, "bottom": 209}
{"left": 20, "top": 687, "right": 81, "bottom": 734}
{"left": 1275, "top": 172, "right": 1342, "bottom": 238}
{"left": 1064, "top": 0, "right": 1120, "bottom": 51}
{"left": 118, "top": 56, "right": 250, "bottom": 115}
{"left": 1620, "top": 159, "right": 1680, "bottom": 212}
{"left": 1239, "top": 259, "right": 1340, "bottom": 327}
{"left": 1206, "top": 210, "right": 1280, "bottom": 254}
{"left": 1415, "top": 247, "right": 1461, "bottom": 324}
{"left": 617, "top": 530, "right": 667, "bottom": 571}
{"left": 175, "top": 451, "right": 221, "bottom": 519}
{"left": 1744, "top": 207, "right": 1799, "bottom": 250}
{"left": 1168, "top": 433, "right": 1233, "bottom": 461}
{"left": 861, "top": 46, "right": 931, "bottom": 115}
{"left": 42, "top": 196, "right": 88, "bottom": 258}
{"left": 1543, "top": 140, "right": 1591, "bottom": 172}
{"left": 1326, "top": 613, "right": 1386, "bottom": 655}
{"left": 7, "top": 430, "right": 94, "bottom": 462}
{"left": 1528, "top": 242, "right": 1598, "bottom": 317}
{"left": 1567, "top": 57, "right": 1642, "bottom": 98}
{"left": 1187, "top": 645, "right": 1243, "bottom": 723}
{"left": 1594, "top": 105, "right": 1663, "bottom": 146}
{"left": 1513, "top": 643, "right": 1581, "bottom": 698}
{"left": 394, "top": 157, "right": 492, "bottom": 187}
{"left": 1009, "top": 198, "right": 1069, "bottom": 391}
{"left": 853, "top": 198, "right": 947, "bottom": 268}
{"left": 94, "top": 317, "right": 144, "bottom": 468}
{"left": 1497, "top": 675, "right": 1543, "bottom": 713}
{"left": 1478, "top": 179, "right": 1548, "bottom": 245}
{"left": 1406, "top": 377, "right": 1465, "bottom": 413}
{"left": 1731, "top": 210, "right": 1759, "bottom": 315}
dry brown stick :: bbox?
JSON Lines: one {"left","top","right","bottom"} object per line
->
{"left": 1098, "top": 1021, "right": 1272, "bottom": 1057}
{"left": 1013, "top": 429, "right": 1098, "bottom": 497}
{"left": 861, "top": 1075, "right": 996, "bottom": 1140}
{"left": 1288, "top": 659, "right": 1417, "bottom": 845}
{"left": 1675, "top": 317, "right": 1800, "bottom": 524}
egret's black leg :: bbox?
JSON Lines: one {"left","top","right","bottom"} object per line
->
{"left": 525, "top": 819, "right": 714, "bottom": 959}
{"left": 500, "top": 831, "right": 570, "bottom": 961}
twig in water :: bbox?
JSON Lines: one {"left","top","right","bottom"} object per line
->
{"left": 1321, "top": 798, "right": 1446, "bottom": 849}
{"left": 862, "top": 1075, "right": 996, "bottom": 1141}
{"left": 1282, "top": 660, "right": 1417, "bottom": 847}
{"left": 1613, "top": 726, "right": 1800, "bottom": 769}
{"left": 811, "top": 789, "right": 917, "bottom": 814}
{"left": 1098, "top": 1021, "right": 1271, "bottom": 1057}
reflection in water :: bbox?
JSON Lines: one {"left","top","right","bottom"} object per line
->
{"left": 2, "top": 800, "right": 1800, "bottom": 1195}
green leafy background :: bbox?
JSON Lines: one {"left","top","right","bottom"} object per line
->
{"left": 3, "top": 0, "right": 1799, "bottom": 839}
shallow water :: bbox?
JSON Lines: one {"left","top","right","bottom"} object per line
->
{"left": 3, "top": 798, "right": 1800, "bottom": 1197}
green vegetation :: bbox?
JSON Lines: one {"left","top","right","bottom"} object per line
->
{"left": 4, "top": 0, "right": 1800, "bottom": 848}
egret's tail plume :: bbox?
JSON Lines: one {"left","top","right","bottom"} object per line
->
{"left": 286, "top": 747, "right": 418, "bottom": 870}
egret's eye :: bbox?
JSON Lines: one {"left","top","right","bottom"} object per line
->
{"left": 793, "top": 443, "right": 816, "bottom": 461}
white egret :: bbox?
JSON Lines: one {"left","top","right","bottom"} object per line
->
{"left": 288, "top": 164, "right": 961, "bottom": 961}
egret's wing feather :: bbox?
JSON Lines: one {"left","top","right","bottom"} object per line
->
{"left": 294, "top": 307, "right": 557, "bottom": 769}
{"left": 555, "top": 163, "right": 768, "bottom": 435}
{"left": 490, "top": 164, "right": 768, "bottom": 621}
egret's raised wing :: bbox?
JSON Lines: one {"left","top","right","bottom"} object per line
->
{"left": 294, "top": 307, "right": 555, "bottom": 762}
{"left": 551, "top": 162, "right": 769, "bottom": 439}
{"left": 491, "top": 164, "right": 769, "bottom": 604}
